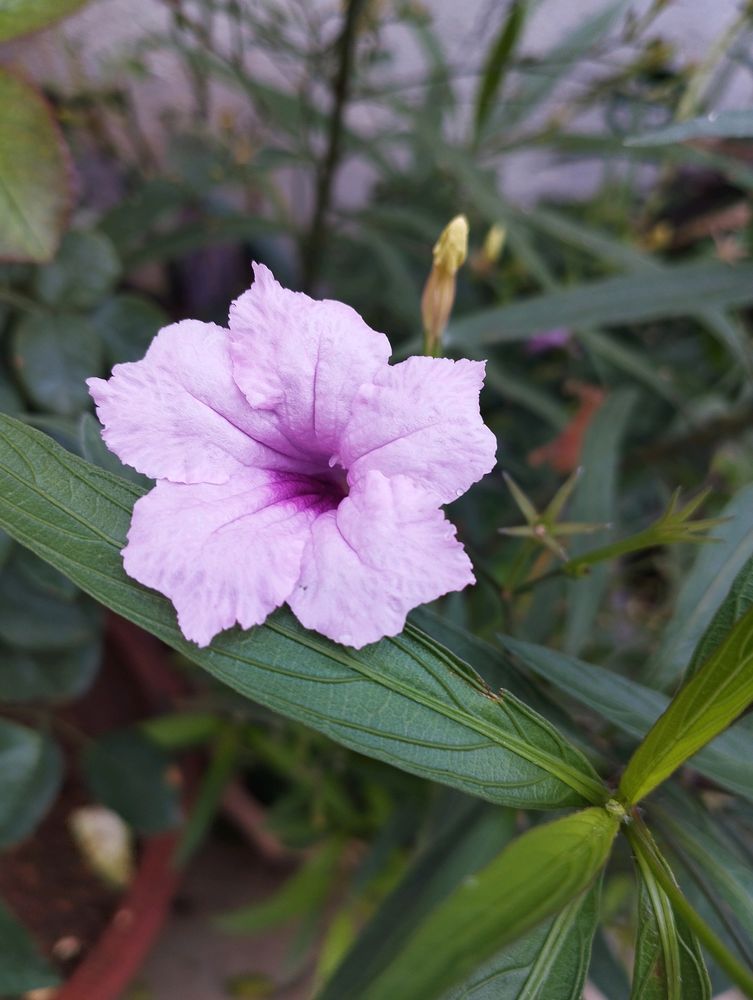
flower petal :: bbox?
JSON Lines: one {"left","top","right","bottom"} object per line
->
{"left": 339, "top": 356, "right": 497, "bottom": 504}
{"left": 123, "top": 469, "right": 326, "bottom": 646}
{"left": 288, "top": 472, "right": 474, "bottom": 648}
{"left": 88, "top": 319, "right": 307, "bottom": 485}
{"left": 229, "top": 263, "right": 391, "bottom": 457}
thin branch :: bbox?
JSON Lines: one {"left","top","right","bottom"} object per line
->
{"left": 301, "top": 0, "right": 367, "bottom": 292}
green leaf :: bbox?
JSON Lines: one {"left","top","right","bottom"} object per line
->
{"left": 412, "top": 608, "right": 602, "bottom": 764}
{"left": 0, "top": 70, "right": 72, "bottom": 263}
{"left": 473, "top": 1, "right": 526, "bottom": 138}
{"left": 500, "top": 634, "right": 753, "bottom": 802}
{"left": 83, "top": 729, "right": 182, "bottom": 835}
{"left": 697, "top": 307, "right": 753, "bottom": 376}
{"left": 33, "top": 230, "right": 121, "bottom": 310}
{"left": 92, "top": 294, "right": 167, "bottom": 365}
{"left": 0, "top": 0, "right": 89, "bottom": 41}
{"left": 564, "top": 389, "right": 636, "bottom": 655}
{"left": 501, "top": 0, "right": 631, "bottom": 129}
{"left": 627, "top": 109, "right": 753, "bottom": 146}
{"left": 686, "top": 554, "right": 753, "bottom": 680}
{"left": 320, "top": 800, "right": 515, "bottom": 998}
{"left": 220, "top": 838, "right": 343, "bottom": 933}
{"left": 508, "top": 209, "right": 752, "bottom": 372}
{"left": 354, "top": 808, "right": 618, "bottom": 1000}
{"left": 12, "top": 312, "right": 103, "bottom": 416}
{"left": 649, "top": 484, "right": 753, "bottom": 690}
{"left": 506, "top": 206, "right": 753, "bottom": 368}
{"left": 546, "top": 130, "right": 753, "bottom": 193}
{"left": 0, "top": 899, "right": 59, "bottom": 995}
{"left": 523, "top": 204, "right": 656, "bottom": 272}
{"left": 447, "top": 259, "right": 753, "bottom": 348}
{"left": 631, "top": 845, "right": 711, "bottom": 1000}
{"left": 0, "top": 415, "right": 609, "bottom": 811}
{"left": 409, "top": 607, "right": 519, "bottom": 693}
{"left": 0, "top": 719, "right": 62, "bottom": 847}
{"left": 0, "top": 640, "right": 100, "bottom": 703}
{"left": 653, "top": 787, "right": 753, "bottom": 968}
{"left": 627, "top": 818, "right": 753, "bottom": 1000}
{"left": 619, "top": 604, "right": 753, "bottom": 804}
{"left": 445, "top": 878, "right": 602, "bottom": 1000}
{"left": 0, "top": 550, "right": 99, "bottom": 651}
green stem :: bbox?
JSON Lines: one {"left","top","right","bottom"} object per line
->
{"left": 513, "top": 522, "right": 711, "bottom": 596}
{"left": 565, "top": 531, "right": 655, "bottom": 573}
{"left": 627, "top": 816, "right": 753, "bottom": 999}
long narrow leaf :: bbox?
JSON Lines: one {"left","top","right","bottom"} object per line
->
{"left": 620, "top": 605, "right": 753, "bottom": 804}
{"left": 447, "top": 260, "right": 753, "bottom": 348}
{"left": 649, "top": 483, "right": 753, "bottom": 690}
{"left": 653, "top": 788, "right": 753, "bottom": 968}
{"left": 445, "top": 878, "right": 602, "bottom": 999}
{"left": 564, "top": 389, "right": 636, "bottom": 655}
{"left": 627, "top": 109, "right": 753, "bottom": 146}
{"left": 631, "top": 843, "right": 711, "bottom": 1000}
{"left": 500, "top": 635, "right": 753, "bottom": 802}
{"left": 0, "top": 416, "right": 607, "bottom": 810}
{"left": 355, "top": 808, "right": 618, "bottom": 1000}
{"left": 320, "top": 800, "right": 515, "bottom": 998}
{"left": 474, "top": 1, "right": 526, "bottom": 138}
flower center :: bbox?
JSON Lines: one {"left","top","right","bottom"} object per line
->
{"left": 309, "top": 460, "right": 349, "bottom": 510}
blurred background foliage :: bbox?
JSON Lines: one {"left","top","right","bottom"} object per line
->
{"left": 4, "top": 0, "right": 753, "bottom": 996}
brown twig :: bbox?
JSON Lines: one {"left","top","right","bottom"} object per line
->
{"left": 220, "top": 779, "right": 295, "bottom": 866}
{"left": 301, "top": 0, "right": 367, "bottom": 292}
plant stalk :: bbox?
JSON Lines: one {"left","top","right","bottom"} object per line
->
{"left": 302, "top": 0, "right": 366, "bottom": 292}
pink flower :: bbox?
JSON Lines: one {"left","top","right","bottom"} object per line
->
{"left": 87, "top": 264, "right": 496, "bottom": 648}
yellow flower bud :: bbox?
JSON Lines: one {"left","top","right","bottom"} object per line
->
{"left": 482, "top": 224, "right": 506, "bottom": 265}
{"left": 432, "top": 214, "right": 469, "bottom": 275}
{"left": 422, "top": 215, "right": 469, "bottom": 356}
